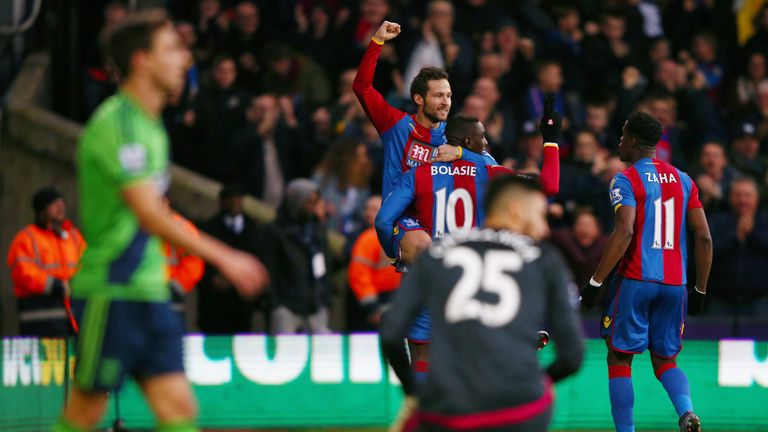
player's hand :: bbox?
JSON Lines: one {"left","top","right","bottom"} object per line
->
{"left": 374, "top": 21, "right": 401, "bottom": 42}
{"left": 539, "top": 96, "right": 562, "bottom": 143}
{"left": 434, "top": 144, "right": 461, "bottom": 162}
{"left": 688, "top": 287, "right": 706, "bottom": 316}
{"left": 579, "top": 279, "right": 602, "bottom": 309}
{"left": 216, "top": 249, "right": 269, "bottom": 299}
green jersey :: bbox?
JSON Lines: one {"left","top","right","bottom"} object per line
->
{"left": 72, "top": 92, "right": 170, "bottom": 301}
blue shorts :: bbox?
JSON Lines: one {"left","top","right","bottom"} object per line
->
{"left": 600, "top": 276, "right": 686, "bottom": 358}
{"left": 72, "top": 297, "right": 185, "bottom": 392}
{"left": 408, "top": 308, "right": 431, "bottom": 343}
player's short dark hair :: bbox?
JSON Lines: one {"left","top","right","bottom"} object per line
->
{"left": 410, "top": 67, "right": 450, "bottom": 101}
{"left": 100, "top": 8, "right": 171, "bottom": 79}
{"left": 484, "top": 174, "right": 542, "bottom": 216}
{"left": 445, "top": 115, "right": 479, "bottom": 147}
{"left": 625, "top": 111, "right": 663, "bottom": 149}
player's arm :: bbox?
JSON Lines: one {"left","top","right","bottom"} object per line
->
{"left": 352, "top": 21, "right": 407, "bottom": 134}
{"left": 686, "top": 180, "right": 712, "bottom": 315}
{"left": 374, "top": 170, "right": 417, "bottom": 259}
{"left": 539, "top": 95, "right": 561, "bottom": 196}
{"left": 544, "top": 250, "right": 584, "bottom": 382}
{"left": 123, "top": 182, "right": 267, "bottom": 297}
{"left": 379, "top": 253, "right": 429, "bottom": 395}
{"left": 581, "top": 173, "right": 636, "bottom": 308}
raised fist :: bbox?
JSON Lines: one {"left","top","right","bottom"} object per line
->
{"left": 374, "top": 21, "right": 401, "bottom": 42}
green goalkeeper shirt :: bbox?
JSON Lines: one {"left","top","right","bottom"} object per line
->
{"left": 72, "top": 92, "right": 170, "bottom": 302}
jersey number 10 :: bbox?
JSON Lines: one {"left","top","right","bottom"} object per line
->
{"left": 434, "top": 187, "right": 473, "bottom": 237}
{"left": 652, "top": 197, "right": 675, "bottom": 250}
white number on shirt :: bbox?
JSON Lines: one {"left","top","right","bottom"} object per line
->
{"left": 434, "top": 187, "right": 473, "bottom": 237}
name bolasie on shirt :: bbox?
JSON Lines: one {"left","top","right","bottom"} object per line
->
{"left": 431, "top": 165, "right": 477, "bottom": 176}
{"left": 645, "top": 172, "right": 677, "bottom": 184}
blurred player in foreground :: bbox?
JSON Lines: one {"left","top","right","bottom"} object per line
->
{"left": 580, "top": 111, "right": 712, "bottom": 432}
{"left": 54, "top": 10, "right": 268, "bottom": 432}
{"left": 381, "top": 175, "right": 583, "bottom": 432}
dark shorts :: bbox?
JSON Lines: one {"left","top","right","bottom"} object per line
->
{"left": 72, "top": 297, "right": 185, "bottom": 392}
{"left": 600, "top": 276, "right": 686, "bottom": 358}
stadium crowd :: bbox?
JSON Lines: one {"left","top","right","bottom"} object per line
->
{"left": 12, "top": 0, "right": 768, "bottom": 334}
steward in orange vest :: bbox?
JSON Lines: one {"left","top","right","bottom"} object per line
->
{"left": 6, "top": 187, "right": 85, "bottom": 336}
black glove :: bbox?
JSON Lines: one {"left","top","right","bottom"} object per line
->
{"left": 688, "top": 288, "right": 706, "bottom": 316}
{"left": 539, "top": 95, "right": 562, "bottom": 143}
{"left": 580, "top": 279, "right": 602, "bottom": 310}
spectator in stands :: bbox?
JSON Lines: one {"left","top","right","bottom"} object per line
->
{"left": 195, "top": 54, "right": 250, "bottom": 180}
{"left": 725, "top": 52, "right": 767, "bottom": 119}
{"left": 232, "top": 94, "right": 302, "bottom": 206}
{"left": 220, "top": 1, "right": 268, "bottom": 90}
{"left": 543, "top": 5, "right": 584, "bottom": 93}
{"left": 194, "top": 0, "right": 228, "bottom": 66}
{"left": 583, "top": 11, "right": 633, "bottom": 93}
{"left": 556, "top": 130, "right": 607, "bottom": 224}
{"left": 522, "top": 60, "right": 570, "bottom": 134}
{"left": 584, "top": 100, "right": 618, "bottom": 149}
{"left": 291, "top": 2, "right": 343, "bottom": 81}
{"left": 315, "top": 140, "right": 372, "bottom": 237}
{"left": 261, "top": 41, "right": 331, "bottom": 110}
{"left": 729, "top": 121, "right": 768, "bottom": 185}
{"left": 639, "top": 93, "right": 688, "bottom": 167}
{"left": 402, "top": 0, "right": 475, "bottom": 102}
{"left": 176, "top": 20, "right": 201, "bottom": 98}
{"left": 471, "top": 76, "right": 515, "bottom": 156}
{"left": 494, "top": 19, "right": 535, "bottom": 98}
{"left": 261, "top": 179, "right": 333, "bottom": 334}
{"left": 689, "top": 141, "right": 737, "bottom": 214}
{"left": 6, "top": 187, "right": 85, "bottom": 337}
{"left": 708, "top": 177, "right": 768, "bottom": 317}
{"left": 347, "top": 195, "right": 401, "bottom": 331}
{"left": 198, "top": 185, "right": 263, "bottom": 333}
{"left": 692, "top": 31, "right": 725, "bottom": 105}
{"left": 549, "top": 208, "right": 608, "bottom": 287}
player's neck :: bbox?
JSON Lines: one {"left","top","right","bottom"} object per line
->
{"left": 484, "top": 217, "right": 521, "bottom": 233}
{"left": 415, "top": 110, "right": 439, "bottom": 129}
{"left": 631, "top": 152, "right": 655, "bottom": 164}
{"left": 121, "top": 77, "right": 166, "bottom": 119}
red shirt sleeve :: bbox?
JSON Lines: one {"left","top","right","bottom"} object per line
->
{"left": 539, "top": 144, "right": 560, "bottom": 197}
{"left": 688, "top": 178, "right": 703, "bottom": 210}
{"left": 352, "top": 40, "right": 407, "bottom": 134}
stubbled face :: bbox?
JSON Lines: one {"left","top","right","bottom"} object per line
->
{"left": 145, "top": 24, "right": 190, "bottom": 95}
{"left": 419, "top": 79, "right": 452, "bottom": 123}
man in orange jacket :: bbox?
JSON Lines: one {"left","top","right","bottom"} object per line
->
{"left": 6, "top": 187, "right": 85, "bottom": 337}
{"left": 162, "top": 197, "right": 204, "bottom": 316}
{"left": 348, "top": 195, "right": 402, "bottom": 327}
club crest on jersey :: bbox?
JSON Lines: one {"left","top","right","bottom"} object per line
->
{"left": 406, "top": 140, "right": 437, "bottom": 168}
{"left": 645, "top": 172, "right": 677, "bottom": 184}
{"left": 603, "top": 316, "right": 612, "bottom": 328}
{"left": 400, "top": 217, "right": 420, "bottom": 229}
{"left": 610, "top": 188, "right": 622, "bottom": 205}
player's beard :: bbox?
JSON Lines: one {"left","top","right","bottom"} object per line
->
{"left": 423, "top": 103, "right": 448, "bottom": 124}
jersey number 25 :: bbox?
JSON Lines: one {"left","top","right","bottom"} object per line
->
{"left": 444, "top": 247, "right": 522, "bottom": 327}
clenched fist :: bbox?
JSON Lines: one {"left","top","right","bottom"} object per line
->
{"left": 374, "top": 21, "right": 401, "bottom": 42}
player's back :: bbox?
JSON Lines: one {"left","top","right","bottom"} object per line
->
{"left": 411, "top": 229, "right": 581, "bottom": 414}
{"left": 411, "top": 160, "right": 503, "bottom": 238}
{"left": 613, "top": 158, "right": 699, "bottom": 285}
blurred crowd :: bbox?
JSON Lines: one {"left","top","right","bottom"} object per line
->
{"left": 59, "top": 0, "right": 768, "bottom": 332}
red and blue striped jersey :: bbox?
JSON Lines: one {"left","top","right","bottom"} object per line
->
{"left": 353, "top": 40, "right": 494, "bottom": 199}
{"left": 609, "top": 158, "right": 703, "bottom": 285}
{"left": 375, "top": 161, "right": 513, "bottom": 258}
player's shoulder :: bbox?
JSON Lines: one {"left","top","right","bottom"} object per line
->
{"left": 81, "top": 94, "right": 135, "bottom": 145}
{"left": 426, "top": 228, "right": 542, "bottom": 262}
